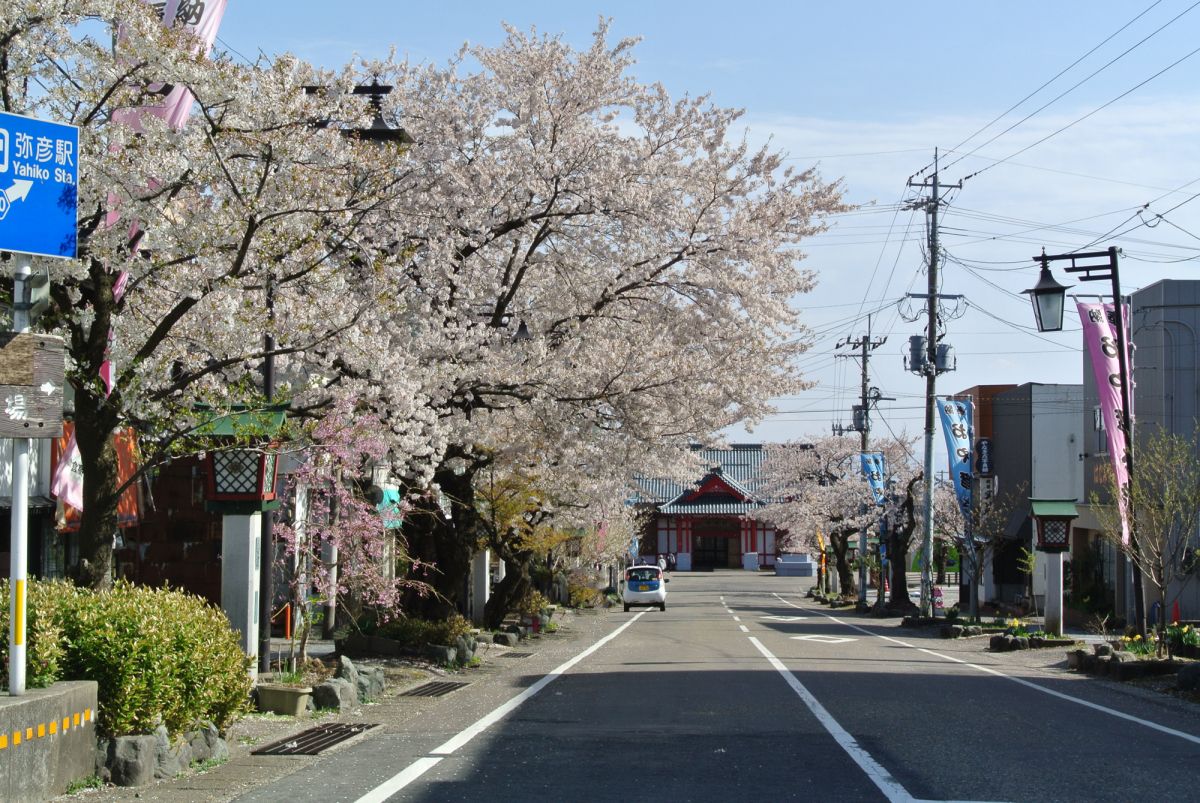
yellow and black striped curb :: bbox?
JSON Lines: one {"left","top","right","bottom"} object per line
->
{"left": 0, "top": 708, "right": 93, "bottom": 750}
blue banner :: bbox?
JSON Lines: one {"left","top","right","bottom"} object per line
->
{"left": 860, "top": 452, "right": 887, "bottom": 505}
{"left": 938, "top": 398, "right": 974, "bottom": 521}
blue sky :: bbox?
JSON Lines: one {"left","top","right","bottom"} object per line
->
{"left": 216, "top": 2, "right": 1200, "bottom": 448}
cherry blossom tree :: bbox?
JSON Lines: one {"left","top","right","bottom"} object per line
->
{"left": 3, "top": 2, "right": 432, "bottom": 587}
{"left": 359, "top": 23, "right": 846, "bottom": 612}
{"left": 273, "top": 400, "right": 429, "bottom": 660}
{"left": 7, "top": 7, "right": 844, "bottom": 606}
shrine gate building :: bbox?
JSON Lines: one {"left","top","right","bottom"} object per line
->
{"left": 633, "top": 444, "right": 779, "bottom": 571}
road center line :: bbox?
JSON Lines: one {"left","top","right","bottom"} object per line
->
{"left": 771, "top": 593, "right": 1200, "bottom": 747}
{"left": 355, "top": 612, "right": 647, "bottom": 803}
{"left": 739, "top": 625, "right": 749, "bottom": 633}
{"left": 748, "top": 636, "right": 915, "bottom": 802}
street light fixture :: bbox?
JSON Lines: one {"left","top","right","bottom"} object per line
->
{"left": 1024, "top": 245, "right": 1145, "bottom": 634}
{"left": 1022, "top": 251, "right": 1073, "bottom": 333}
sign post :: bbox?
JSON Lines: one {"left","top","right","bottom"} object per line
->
{"left": 1, "top": 110, "right": 77, "bottom": 696}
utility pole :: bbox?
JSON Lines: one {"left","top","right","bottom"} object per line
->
{"left": 836, "top": 315, "right": 886, "bottom": 604}
{"left": 908, "top": 150, "right": 961, "bottom": 619}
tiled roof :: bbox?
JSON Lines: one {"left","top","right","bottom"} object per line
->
{"left": 658, "top": 501, "right": 763, "bottom": 515}
{"left": 632, "top": 444, "right": 768, "bottom": 507}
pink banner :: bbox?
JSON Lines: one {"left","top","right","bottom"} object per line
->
{"left": 1078, "top": 301, "right": 1132, "bottom": 543}
{"left": 111, "top": 1, "right": 229, "bottom": 132}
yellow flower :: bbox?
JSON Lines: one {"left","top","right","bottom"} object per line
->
{"left": 1185, "top": 625, "right": 1192, "bottom": 634}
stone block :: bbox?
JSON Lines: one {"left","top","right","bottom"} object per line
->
{"left": 335, "top": 655, "right": 360, "bottom": 689}
{"left": 1066, "top": 649, "right": 1086, "bottom": 670}
{"left": 313, "top": 678, "right": 358, "bottom": 712}
{"left": 425, "top": 644, "right": 458, "bottom": 665}
{"left": 1093, "top": 642, "right": 1113, "bottom": 657}
{"left": 356, "top": 666, "right": 386, "bottom": 702}
{"left": 493, "top": 631, "right": 520, "bottom": 647}
{"left": 154, "top": 724, "right": 193, "bottom": 779}
{"left": 109, "top": 735, "right": 158, "bottom": 787}
{"left": 1176, "top": 662, "right": 1200, "bottom": 692}
{"left": 187, "top": 722, "right": 226, "bottom": 764}
{"left": 1014, "top": 636, "right": 1030, "bottom": 650}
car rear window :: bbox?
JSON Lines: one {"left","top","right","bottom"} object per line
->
{"left": 627, "top": 568, "right": 660, "bottom": 582}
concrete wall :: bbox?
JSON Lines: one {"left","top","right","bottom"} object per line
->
{"left": 0, "top": 681, "right": 98, "bottom": 802}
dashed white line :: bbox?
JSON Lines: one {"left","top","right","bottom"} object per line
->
{"left": 739, "top": 625, "right": 749, "bottom": 633}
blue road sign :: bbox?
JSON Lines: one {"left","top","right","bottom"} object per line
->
{"left": 0, "top": 111, "right": 79, "bottom": 259}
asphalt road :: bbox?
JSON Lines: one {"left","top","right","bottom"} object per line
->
{"left": 235, "top": 571, "right": 1200, "bottom": 803}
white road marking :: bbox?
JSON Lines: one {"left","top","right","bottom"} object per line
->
{"left": 749, "top": 636, "right": 915, "bottom": 802}
{"left": 739, "top": 625, "right": 749, "bottom": 633}
{"left": 732, "top": 615, "right": 741, "bottom": 622}
{"left": 771, "top": 592, "right": 1200, "bottom": 747}
{"left": 762, "top": 615, "right": 806, "bottom": 622}
{"left": 355, "top": 612, "right": 647, "bottom": 802}
{"left": 791, "top": 634, "right": 856, "bottom": 644}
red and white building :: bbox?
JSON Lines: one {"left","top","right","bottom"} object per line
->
{"left": 633, "top": 445, "right": 779, "bottom": 571}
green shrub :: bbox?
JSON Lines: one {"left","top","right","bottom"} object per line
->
{"left": 519, "top": 590, "right": 549, "bottom": 617}
{"left": 376, "top": 613, "right": 472, "bottom": 647}
{"left": 2, "top": 579, "right": 251, "bottom": 736}
{"left": 56, "top": 580, "right": 252, "bottom": 736}
{"left": 568, "top": 583, "right": 603, "bottom": 609}
{"left": 0, "top": 578, "right": 68, "bottom": 689}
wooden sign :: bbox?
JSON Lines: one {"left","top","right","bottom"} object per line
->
{"left": 0, "top": 332, "right": 64, "bottom": 438}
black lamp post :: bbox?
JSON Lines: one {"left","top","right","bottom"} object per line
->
{"left": 258, "top": 82, "right": 415, "bottom": 666}
{"left": 1024, "top": 245, "right": 1145, "bottom": 633}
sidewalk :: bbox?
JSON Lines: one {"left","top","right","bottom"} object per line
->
{"left": 58, "top": 608, "right": 618, "bottom": 802}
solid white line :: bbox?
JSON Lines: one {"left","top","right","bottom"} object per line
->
{"left": 772, "top": 592, "right": 1200, "bottom": 747}
{"left": 748, "top": 636, "right": 914, "bottom": 802}
{"left": 356, "top": 757, "right": 443, "bottom": 803}
{"left": 739, "top": 625, "right": 749, "bottom": 633}
{"left": 355, "top": 612, "right": 646, "bottom": 802}
{"left": 732, "top": 616, "right": 741, "bottom": 622}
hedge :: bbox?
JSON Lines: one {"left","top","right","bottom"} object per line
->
{"left": 0, "top": 579, "right": 251, "bottom": 736}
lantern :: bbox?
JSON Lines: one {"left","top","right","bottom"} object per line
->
{"left": 206, "top": 446, "right": 278, "bottom": 503}
{"left": 1023, "top": 259, "right": 1072, "bottom": 333}
{"left": 1030, "top": 499, "right": 1078, "bottom": 552}
{"left": 196, "top": 405, "right": 286, "bottom": 510}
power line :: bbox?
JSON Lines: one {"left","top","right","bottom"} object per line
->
{"left": 941, "top": 0, "right": 1175, "bottom": 174}
{"left": 961, "top": 37, "right": 1200, "bottom": 183}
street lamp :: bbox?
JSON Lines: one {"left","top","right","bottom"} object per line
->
{"left": 1022, "top": 251, "right": 1073, "bottom": 332}
{"left": 1030, "top": 499, "right": 1078, "bottom": 636}
{"left": 1023, "top": 245, "right": 1145, "bottom": 634}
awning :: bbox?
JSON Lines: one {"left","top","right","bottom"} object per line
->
{"left": 1030, "top": 499, "right": 1080, "bottom": 519}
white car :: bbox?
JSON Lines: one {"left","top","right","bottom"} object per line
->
{"left": 623, "top": 565, "right": 669, "bottom": 612}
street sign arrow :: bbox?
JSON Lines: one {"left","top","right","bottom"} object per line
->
{"left": 5, "top": 179, "right": 32, "bottom": 203}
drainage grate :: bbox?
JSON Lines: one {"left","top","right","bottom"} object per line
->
{"left": 252, "top": 723, "right": 379, "bottom": 756}
{"left": 499, "top": 652, "right": 534, "bottom": 659}
{"left": 400, "top": 680, "right": 470, "bottom": 698}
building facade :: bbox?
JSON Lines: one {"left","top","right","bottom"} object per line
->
{"left": 634, "top": 444, "right": 779, "bottom": 571}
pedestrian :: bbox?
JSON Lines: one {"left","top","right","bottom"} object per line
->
{"left": 657, "top": 554, "right": 667, "bottom": 572}
{"left": 666, "top": 553, "right": 676, "bottom": 572}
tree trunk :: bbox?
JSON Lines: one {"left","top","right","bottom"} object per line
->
{"left": 72, "top": 389, "right": 122, "bottom": 590}
{"left": 888, "top": 543, "right": 914, "bottom": 609}
{"left": 829, "top": 531, "right": 856, "bottom": 598}
{"left": 483, "top": 555, "right": 530, "bottom": 629}
{"left": 935, "top": 542, "right": 947, "bottom": 585}
{"left": 69, "top": 262, "right": 123, "bottom": 590}
{"left": 401, "top": 464, "right": 479, "bottom": 619}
